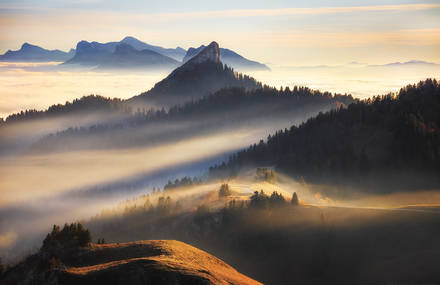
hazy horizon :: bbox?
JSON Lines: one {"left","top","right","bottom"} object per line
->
{"left": 1, "top": 59, "right": 439, "bottom": 118}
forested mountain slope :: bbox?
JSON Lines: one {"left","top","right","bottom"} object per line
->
{"left": 209, "top": 79, "right": 440, "bottom": 192}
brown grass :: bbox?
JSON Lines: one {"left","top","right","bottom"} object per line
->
{"left": 64, "top": 240, "right": 262, "bottom": 285}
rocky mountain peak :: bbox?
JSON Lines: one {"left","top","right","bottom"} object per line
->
{"left": 187, "top": 41, "right": 220, "bottom": 65}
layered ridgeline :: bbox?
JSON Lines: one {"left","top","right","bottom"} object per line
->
{"left": 1, "top": 41, "right": 353, "bottom": 156}
{"left": 128, "top": 42, "right": 263, "bottom": 107}
{"left": 183, "top": 44, "right": 270, "bottom": 71}
{"left": 0, "top": 43, "right": 75, "bottom": 62}
{"left": 0, "top": 42, "right": 265, "bottom": 124}
{"left": 209, "top": 79, "right": 440, "bottom": 192}
{"left": 0, "top": 37, "right": 185, "bottom": 64}
{"left": 1, "top": 42, "right": 351, "bottom": 125}
{"left": 0, "top": 36, "right": 269, "bottom": 72}
{"left": 65, "top": 38, "right": 268, "bottom": 71}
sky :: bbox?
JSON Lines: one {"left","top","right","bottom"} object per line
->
{"left": 0, "top": 0, "right": 440, "bottom": 66}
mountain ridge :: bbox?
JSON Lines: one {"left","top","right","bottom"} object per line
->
{"left": 0, "top": 43, "right": 75, "bottom": 62}
{"left": 0, "top": 37, "right": 269, "bottom": 72}
{"left": 65, "top": 41, "right": 179, "bottom": 70}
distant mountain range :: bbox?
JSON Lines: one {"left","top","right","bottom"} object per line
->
{"left": 379, "top": 60, "right": 438, "bottom": 67}
{"left": 0, "top": 43, "right": 75, "bottom": 62}
{"left": 183, "top": 45, "right": 270, "bottom": 71}
{"left": 65, "top": 41, "right": 180, "bottom": 70}
{"left": 0, "top": 37, "right": 270, "bottom": 71}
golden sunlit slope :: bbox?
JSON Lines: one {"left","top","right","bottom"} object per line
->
{"left": 55, "top": 240, "right": 261, "bottom": 285}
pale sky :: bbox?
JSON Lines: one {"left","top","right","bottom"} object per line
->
{"left": 1, "top": 0, "right": 439, "bottom": 65}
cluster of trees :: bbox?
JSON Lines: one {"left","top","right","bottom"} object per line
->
{"left": 248, "top": 190, "right": 299, "bottom": 209}
{"left": 255, "top": 168, "right": 276, "bottom": 183}
{"left": 94, "top": 184, "right": 299, "bottom": 229}
{"left": 209, "top": 79, "right": 440, "bottom": 192}
{"left": 163, "top": 176, "right": 202, "bottom": 191}
{"left": 89, "top": 188, "right": 186, "bottom": 225}
{"left": 218, "top": 183, "right": 232, "bottom": 197}
{"left": 117, "top": 195, "right": 183, "bottom": 219}
{"left": 96, "top": 238, "right": 106, "bottom": 244}
{"left": 41, "top": 223, "right": 91, "bottom": 250}
{"left": 1, "top": 95, "right": 131, "bottom": 124}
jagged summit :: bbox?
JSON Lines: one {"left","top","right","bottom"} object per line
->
{"left": 167, "top": 41, "right": 221, "bottom": 74}
{"left": 186, "top": 41, "right": 220, "bottom": 65}
{"left": 183, "top": 42, "right": 269, "bottom": 71}
{"left": 128, "top": 41, "right": 261, "bottom": 107}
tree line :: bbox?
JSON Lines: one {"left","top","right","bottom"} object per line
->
{"left": 29, "top": 85, "right": 354, "bottom": 153}
{"left": 1, "top": 95, "right": 131, "bottom": 124}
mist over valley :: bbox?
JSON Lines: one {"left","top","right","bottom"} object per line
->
{"left": 1, "top": 8, "right": 440, "bottom": 283}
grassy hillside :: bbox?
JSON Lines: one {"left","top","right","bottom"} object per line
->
{"left": 2, "top": 239, "right": 261, "bottom": 285}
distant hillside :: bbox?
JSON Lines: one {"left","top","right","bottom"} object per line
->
{"left": 183, "top": 45, "right": 270, "bottom": 71}
{"left": 129, "top": 41, "right": 263, "bottom": 107}
{"left": 209, "top": 79, "right": 440, "bottom": 192}
{"left": 0, "top": 95, "right": 131, "bottom": 124}
{"left": 0, "top": 43, "right": 74, "bottom": 62}
{"left": 2, "top": 239, "right": 261, "bottom": 285}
